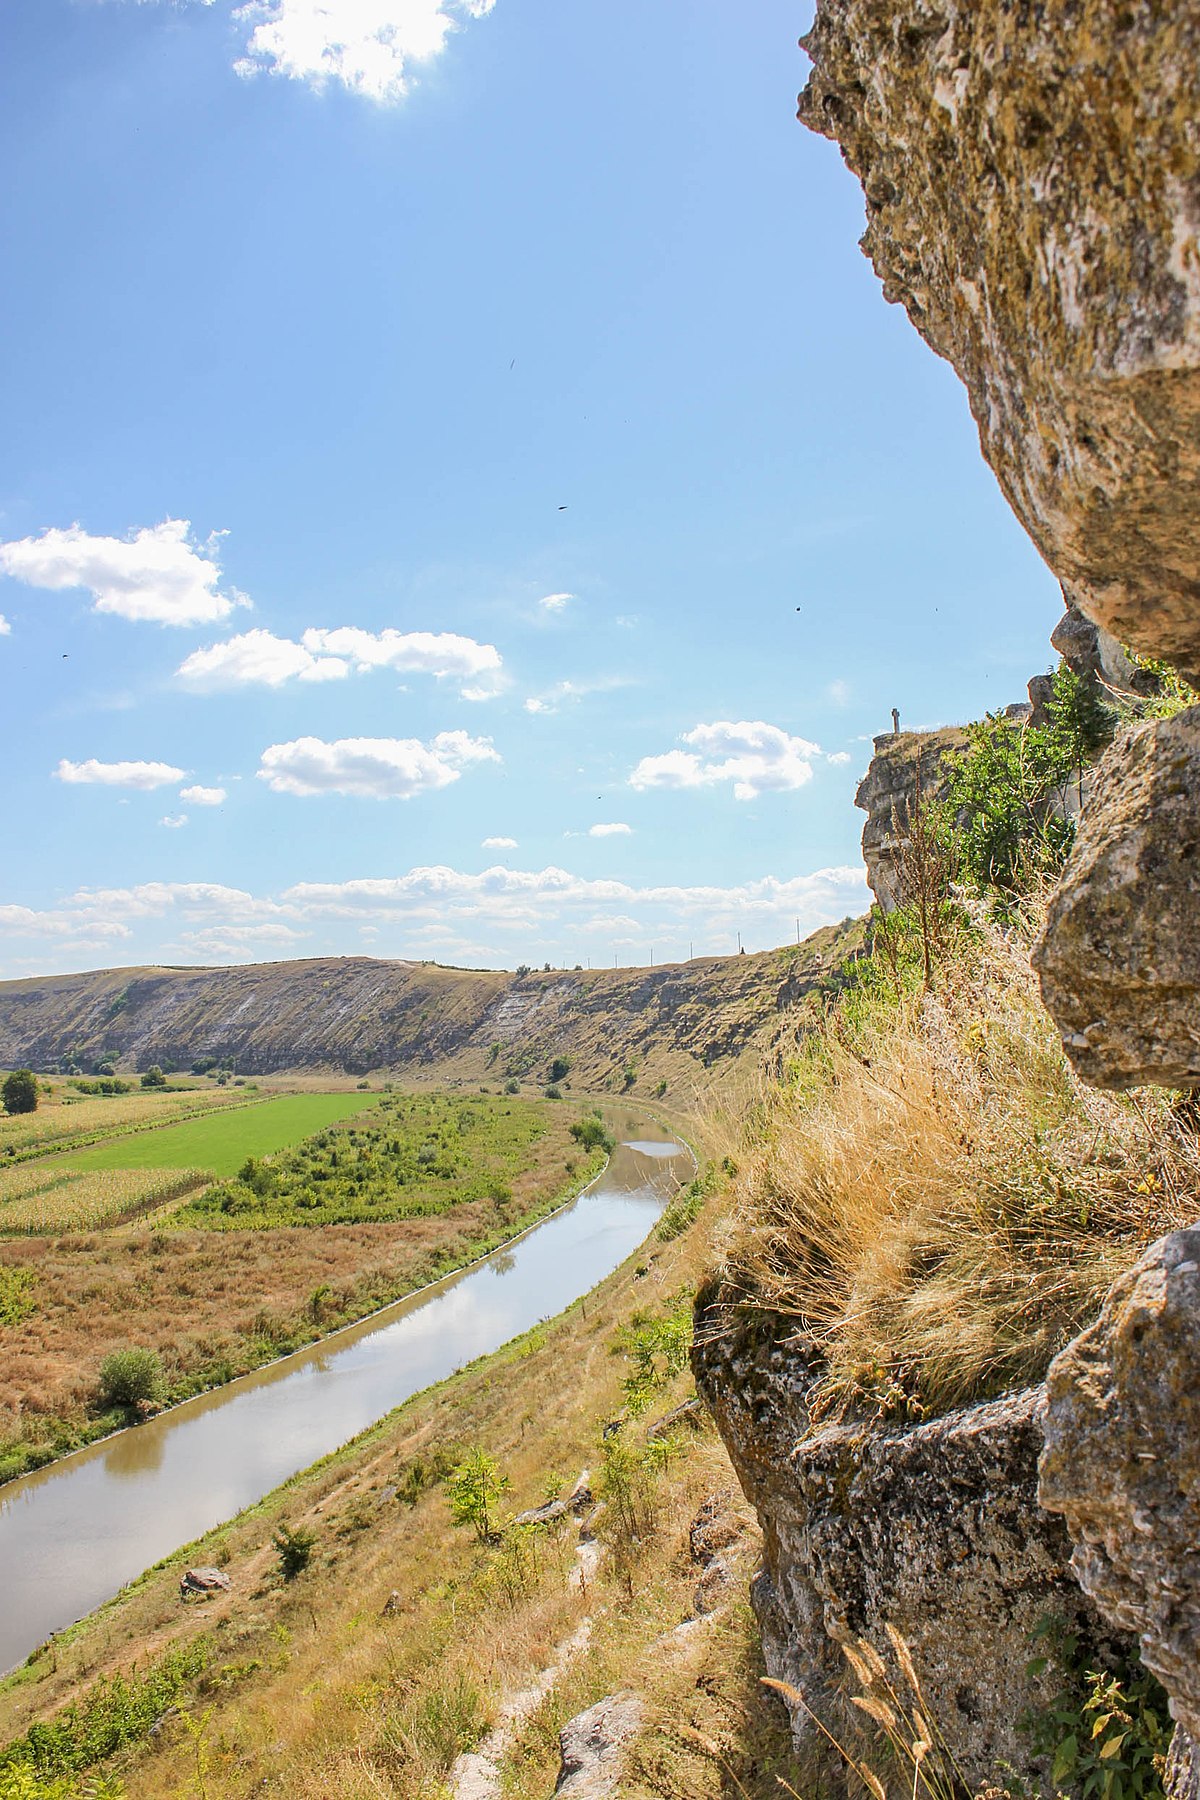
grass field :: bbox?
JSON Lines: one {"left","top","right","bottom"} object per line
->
{"left": 0, "top": 1089, "right": 257, "bottom": 1164}
{"left": 67, "top": 1092, "right": 383, "bottom": 1178}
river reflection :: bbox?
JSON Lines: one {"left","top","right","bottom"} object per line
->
{"left": 0, "top": 1119, "right": 688, "bottom": 1672}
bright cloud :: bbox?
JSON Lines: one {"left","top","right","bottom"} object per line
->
{"left": 55, "top": 757, "right": 187, "bottom": 790}
{"left": 539, "top": 592, "right": 574, "bottom": 613}
{"left": 827, "top": 751, "right": 852, "bottom": 767}
{"left": 523, "top": 674, "right": 632, "bottom": 717}
{"left": 482, "top": 835, "right": 517, "bottom": 849}
{"left": 177, "top": 625, "right": 502, "bottom": 695}
{"left": 0, "top": 520, "right": 239, "bottom": 627}
{"left": 0, "top": 615, "right": 10, "bottom": 636}
{"left": 589, "top": 822, "right": 632, "bottom": 837}
{"left": 233, "top": 0, "right": 496, "bottom": 103}
{"left": 630, "top": 720, "right": 822, "bottom": 802}
{"left": 160, "top": 814, "right": 189, "bottom": 829}
{"left": 257, "top": 730, "right": 500, "bottom": 798}
{"left": 179, "top": 784, "right": 228, "bottom": 806}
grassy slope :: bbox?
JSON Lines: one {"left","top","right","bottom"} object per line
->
{"left": 67, "top": 1092, "right": 382, "bottom": 1176}
{"left": 0, "top": 1178, "right": 799, "bottom": 1800}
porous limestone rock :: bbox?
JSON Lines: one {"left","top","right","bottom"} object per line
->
{"left": 1033, "top": 708, "right": 1200, "bottom": 1088}
{"left": 1040, "top": 1226, "right": 1200, "bottom": 1765}
{"left": 854, "top": 724, "right": 968, "bottom": 909}
{"left": 694, "top": 1298, "right": 1128, "bottom": 1789}
{"left": 800, "top": 2, "right": 1200, "bottom": 684}
{"left": 553, "top": 1692, "right": 644, "bottom": 1797}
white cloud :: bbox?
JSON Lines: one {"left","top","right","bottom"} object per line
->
{"left": 0, "top": 520, "right": 239, "bottom": 627}
{"left": 0, "top": 615, "right": 10, "bottom": 636}
{"left": 179, "top": 784, "right": 228, "bottom": 806}
{"left": 177, "top": 625, "right": 502, "bottom": 695}
{"left": 630, "top": 720, "right": 822, "bottom": 802}
{"left": 482, "top": 835, "right": 517, "bottom": 849}
{"left": 588, "top": 822, "right": 632, "bottom": 838}
{"left": 257, "top": 730, "right": 500, "bottom": 798}
{"left": 826, "top": 751, "right": 852, "bottom": 767}
{"left": 160, "top": 813, "right": 189, "bottom": 829}
{"left": 539, "top": 592, "right": 574, "bottom": 613}
{"left": 827, "top": 678, "right": 851, "bottom": 706}
{"left": 232, "top": 0, "right": 496, "bottom": 102}
{"left": 177, "top": 629, "right": 347, "bottom": 689}
{"left": 523, "top": 674, "right": 632, "bottom": 717}
{"left": 177, "top": 922, "right": 307, "bottom": 959}
{"left": 55, "top": 757, "right": 187, "bottom": 790}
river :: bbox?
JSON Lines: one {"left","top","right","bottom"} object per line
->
{"left": 0, "top": 1116, "right": 690, "bottom": 1673}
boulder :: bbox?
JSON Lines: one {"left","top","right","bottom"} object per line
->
{"left": 693, "top": 1298, "right": 1130, "bottom": 1790}
{"left": 179, "top": 1566, "right": 231, "bottom": 1600}
{"left": 553, "top": 1691, "right": 644, "bottom": 1797}
{"left": 800, "top": 3, "right": 1200, "bottom": 685}
{"left": 1040, "top": 1226, "right": 1200, "bottom": 1752}
{"left": 1033, "top": 708, "right": 1200, "bottom": 1088}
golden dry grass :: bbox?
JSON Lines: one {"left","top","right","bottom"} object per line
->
{"left": 717, "top": 913, "right": 1199, "bottom": 1421}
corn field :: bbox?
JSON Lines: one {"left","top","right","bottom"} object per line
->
{"left": 0, "top": 1091, "right": 253, "bottom": 1162}
{"left": 0, "top": 1165, "right": 208, "bottom": 1234}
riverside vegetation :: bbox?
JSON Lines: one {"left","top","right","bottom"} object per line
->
{"left": 0, "top": 1091, "right": 607, "bottom": 1485}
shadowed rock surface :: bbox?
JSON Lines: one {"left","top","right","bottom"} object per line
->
{"left": 854, "top": 724, "right": 968, "bottom": 910}
{"left": 1033, "top": 708, "right": 1200, "bottom": 1088}
{"left": 800, "top": 1, "right": 1200, "bottom": 683}
{"left": 693, "top": 1297, "right": 1127, "bottom": 1789}
{"left": 1040, "top": 1225, "right": 1200, "bottom": 1787}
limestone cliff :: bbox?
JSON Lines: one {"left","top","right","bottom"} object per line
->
{"left": 799, "top": 1, "right": 1200, "bottom": 685}
{"left": 854, "top": 724, "right": 968, "bottom": 909}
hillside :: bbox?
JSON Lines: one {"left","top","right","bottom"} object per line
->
{"left": 0, "top": 921, "right": 864, "bottom": 1091}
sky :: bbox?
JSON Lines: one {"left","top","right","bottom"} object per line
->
{"left": 0, "top": 0, "right": 1063, "bottom": 978}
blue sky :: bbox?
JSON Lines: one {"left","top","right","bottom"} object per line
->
{"left": 0, "top": 0, "right": 1061, "bottom": 976}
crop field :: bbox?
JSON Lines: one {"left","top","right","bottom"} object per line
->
{"left": 176, "top": 1092, "right": 562, "bottom": 1229}
{"left": 0, "top": 1089, "right": 256, "bottom": 1163}
{"left": 68, "top": 1092, "right": 383, "bottom": 1179}
{"left": 0, "top": 1166, "right": 207, "bottom": 1235}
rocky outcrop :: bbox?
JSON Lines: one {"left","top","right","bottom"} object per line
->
{"left": 799, "top": 3, "right": 1200, "bottom": 685}
{"left": 693, "top": 1299, "right": 1127, "bottom": 1789}
{"left": 1040, "top": 1225, "right": 1200, "bottom": 1783}
{"left": 854, "top": 725, "right": 968, "bottom": 909}
{"left": 553, "top": 1692, "right": 644, "bottom": 1798}
{"left": 1033, "top": 708, "right": 1200, "bottom": 1088}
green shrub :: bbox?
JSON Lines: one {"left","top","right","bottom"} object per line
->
{"left": 139, "top": 1066, "right": 166, "bottom": 1090}
{"left": 97, "top": 1348, "right": 164, "bottom": 1410}
{"left": 569, "top": 1116, "right": 615, "bottom": 1154}
{"left": 446, "top": 1447, "right": 509, "bottom": 1541}
{"left": 0, "top": 1268, "right": 36, "bottom": 1328}
{"left": 616, "top": 1298, "right": 693, "bottom": 1414}
{"left": 1024, "top": 1616, "right": 1171, "bottom": 1800}
{"left": 0, "top": 1638, "right": 208, "bottom": 1780}
{"left": 272, "top": 1521, "right": 317, "bottom": 1580}
{"left": 547, "top": 1056, "right": 571, "bottom": 1083}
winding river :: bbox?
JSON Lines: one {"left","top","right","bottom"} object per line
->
{"left": 0, "top": 1117, "right": 690, "bottom": 1674}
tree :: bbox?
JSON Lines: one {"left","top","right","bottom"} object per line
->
{"left": 446, "top": 1447, "right": 509, "bottom": 1541}
{"left": 547, "top": 1055, "right": 571, "bottom": 1083}
{"left": 140, "top": 1065, "right": 167, "bottom": 1089}
{"left": 272, "top": 1521, "right": 317, "bottom": 1580}
{"left": 1, "top": 1070, "right": 37, "bottom": 1116}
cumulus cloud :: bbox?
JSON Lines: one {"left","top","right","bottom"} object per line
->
{"left": 630, "top": 720, "right": 822, "bottom": 802}
{"left": 826, "top": 751, "right": 852, "bottom": 767}
{"left": 257, "top": 730, "right": 500, "bottom": 798}
{"left": 588, "top": 822, "right": 632, "bottom": 838}
{"left": 179, "top": 922, "right": 307, "bottom": 959}
{"left": 0, "top": 520, "right": 240, "bottom": 627}
{"left": 177, "top": 625, "right": 502, "bottom": 695}
{"left": 55, "top": 757, "right": 187, "bottom": 790}
{"left": 159, "top": 813, "right": 189, "bottom": 829}
{"left": 539, "top": 592, "right": 574, "bottom": 613}
{"left": 179, "top": 784, "right": 228, "bottom": 806}
{"left": 0, "top": 615, "right": 10, "bottom": 636}
{"left": 233, "top": 0, "right": 496, "bottom": 102}
{"left": 482, "top": 835, "right": 517, "bottom": 849}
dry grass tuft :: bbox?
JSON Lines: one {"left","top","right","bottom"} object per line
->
{"left": 721, "top": 912, "right": 1198, "bottom": 1421}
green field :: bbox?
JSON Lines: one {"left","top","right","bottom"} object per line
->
{"left": 67, "top": 1093, "right": 383, "bottom": 1177}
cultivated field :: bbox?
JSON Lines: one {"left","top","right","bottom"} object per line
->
{"left": 68, "top": 1091, "right": 383, "bottom": 1178}
{"left": 0, "top": 1165, "right": 206, "bottom": 1235}
{"left": 0, "top": 1088, "right": 257, "bottom": 1163}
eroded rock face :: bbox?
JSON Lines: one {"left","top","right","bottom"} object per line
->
{"left": 800, "top": 3, "right": 1200, "bottom": 682}
{"left": 553, "top": 1692, "right": 644, "bottom": 1798}
{"left": 1033, "top": 707, "right": 1200, "bottom": 1088}
{"left": 1040, "top": 1226, "right": 1200, "bottom": 1747}
{"left": 854, "top": 724, "right": 968, "bottom": 910}
{"left": 693, "top": 1299, "right": 1126, "bottom": 1789}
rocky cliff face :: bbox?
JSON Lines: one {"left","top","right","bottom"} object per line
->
{"left": 799, "top": 1, "right": 1200, "bottom": 686}
{"left": 693, "top": 1298, "right": 1129, "bottom": 1790}
{"left": 854, "top": 724, "right": 968, "bottom": 910}
{"left": 0, "top": 928, "right": 859, "bottom": 1086}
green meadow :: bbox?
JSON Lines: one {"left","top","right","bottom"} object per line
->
{"left": 67, "top": 1092, "right": 383, "bottom": 1178}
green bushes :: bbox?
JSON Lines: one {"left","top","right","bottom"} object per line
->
{"left": 0, "top": 1267, "right": 36, "bottom": 1327}
{"left": 272, "top": 1521, "right": 317, "bottom": 1580}
{"left": 1024, "top": 1617, "right": 1172, "bottom": 1800}
{"left": 97, "top": 1348, "right": 164, "bottom": 1410}
{"left": 446, "top": 1447, "right": 509, "bottom": 1541}
{"left": 569, "top": 1115, "right": 615, "bottom": 1155}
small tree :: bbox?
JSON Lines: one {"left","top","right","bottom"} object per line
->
{"left": 272, "top": 1521, "right": 317, "bottom": 1580}
{"left": 98, "top": 1346, "right": 164, "bottom": 1409}
{"left": 547, "top": 1055, "right": 571, "bottom": 1083}
{"left": 140, "top": 1065, "right": 167, "bottom": 1089}
{"left": 1, "top": 1070, "right": 37, "bottom": 1116}
{"left": 446, "top": 1447, "right": 509, "bottom": 1542}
